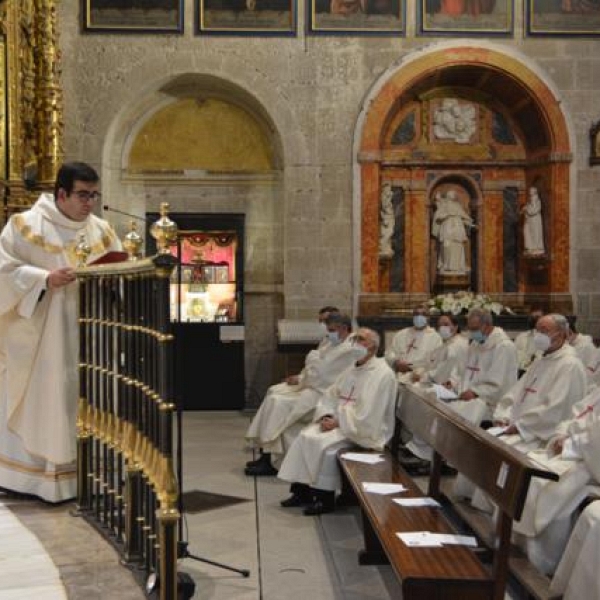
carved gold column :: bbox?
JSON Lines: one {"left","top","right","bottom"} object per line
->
{"left": 0, "top": 0, "right": 63, "bottom": 224}
{"left": 34, "top": 0, "right": 63, "bottom": 189}
{"left": 0, "top": 12, "right": 7, "bottom": 216}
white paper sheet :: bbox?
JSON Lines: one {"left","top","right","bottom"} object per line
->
{"left": 431, "top": 533, "right": 478, "bottom": 547}
{"left": 393, "top": 497, "right": 441, "bottom": 508}
{"left": 340, "top": 452, "right": 385, "bottom": 464}
{"left": 362, "top": 482, "right": 407, "bottom": 495}
{"left": 396, "top": 531, "right": 477, "bottom": 548}
{"left": 487, "top": 426, "right": 508, "bottom": 437}
{"left": 432, "top": 383, "right": 458, "bottom": 402}
{"left": 396, "top": 532, "right": 443, "bottom": 547}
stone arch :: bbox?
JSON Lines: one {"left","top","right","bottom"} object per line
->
{"left": 99, "top": 73, "right": 287, "bottom": 408}
{"left": 354, "top": 43, "right": 572, "bottom": 315}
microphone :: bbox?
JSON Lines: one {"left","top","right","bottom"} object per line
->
{"left": 103, "top": 205, "right": 150, "bottom": 223}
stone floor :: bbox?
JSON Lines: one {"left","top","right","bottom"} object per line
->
{"left": 1, "top": 412, "right": 522, "bottom": 599}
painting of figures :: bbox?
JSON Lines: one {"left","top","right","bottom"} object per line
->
{"left": 83, "top": 0, "right": 183, "bottom": 33}
{"left": 309, "top": 0, "right": 404, "bottom": 35}
{"left": 198, "top": 0, "right": 296, "bottom": 35}
{"left": 527, "top": 1, "right": 600, "bottom": 36}
{"left": 419, "top": 0, "right": 513, "bottom": 35}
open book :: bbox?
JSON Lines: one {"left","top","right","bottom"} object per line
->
{"left": 88, "top": 251, "right": 129, "bottom": 265}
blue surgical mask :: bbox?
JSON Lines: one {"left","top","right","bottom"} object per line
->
{"left": 327, "top": 330, "right": 341, "bottom": 345}
{"left": 469, "top": 330, "right": 487, "bottom": 344}
{"left": 413, "top": 315, "right": 428, "bottom": 329}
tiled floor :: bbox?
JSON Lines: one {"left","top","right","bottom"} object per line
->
{"left": 1, "top": 411, "right": 521, "bottom": 599}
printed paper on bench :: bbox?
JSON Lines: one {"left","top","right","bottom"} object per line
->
{"left": 393, "top": 497, "right": 440, "bottom": 507}
{"left": 362, "top": 482, "right": 407, "bottom": 495}
{"left": 340, "top": 452, "right": 385, "bottom": 464}
{"left": 397, "top": 531, "right": 477, "bottom": 548}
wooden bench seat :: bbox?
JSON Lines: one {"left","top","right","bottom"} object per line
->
{"left": 339, "top": 384, "right": 559, "bottom": 600}
{"left": 340, "top": 454, "right": 494, "bottom": 600}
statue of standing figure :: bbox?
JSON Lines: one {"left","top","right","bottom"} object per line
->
{"left": 431, "top": 189, "right": 474, "bottom": 275}
{"left": 522, "top": 186, "right": 545, "bottom": 257}
{"left": 379, "top": 182, "right": 395, "bottom": 259}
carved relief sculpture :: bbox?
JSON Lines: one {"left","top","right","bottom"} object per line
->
{"left": 378, "top": 181, "right": 395, "bottom": 259}
{"left": 522, "top": 186, "right": 545, "bottom": 257}
{"left": 433, "top": 98, "right": 476, "bottom": 144}
{"left": 431, "top": 189, "right": 473, "bottom": 275}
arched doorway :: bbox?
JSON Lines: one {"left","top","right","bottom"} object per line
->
{"left": 101, "top": 73, "right": 285, "bottom": 408}
{"left": 356, "top": 45, "right": 572, "bottom": 316}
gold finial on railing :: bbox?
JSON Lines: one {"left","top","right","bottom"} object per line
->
{"left": 150, "top": 203, "right": 177, "bottom": 255}
{"left": 75, "top": 233, "right": 91, "bottom": 267}
{"left": 123, "top": 220, "right": 143, "bottom": 261}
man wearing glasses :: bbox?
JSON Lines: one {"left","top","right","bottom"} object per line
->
{"left": 0, "top": 162, "right": 121, "bottom": 502}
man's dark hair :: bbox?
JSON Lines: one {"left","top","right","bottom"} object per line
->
{"left": 319, "top": 306, "right": 339, "bottom": 316}
{"left": 326, "top": 313, "right": 352, "bottom": 330}
{"left": 54, "top": 162, "right": 99, "bottom": 199}
{"left": 439, "top": 312, "right": 461, "bottom": 331}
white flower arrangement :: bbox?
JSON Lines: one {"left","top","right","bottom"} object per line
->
{"left": 427, "top": 291, "right": 514, "bottom": 316}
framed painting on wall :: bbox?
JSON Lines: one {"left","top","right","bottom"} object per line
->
{"left": 308, "top": 0, "right": 405, "bottom": 35}
{"left": 82, "top": 0, "right": 184, "bottom": 33}
{"left": 526, "top": 1, "right": 600, "bottom": 36}
{"left": 197, "top": 0, "right": 296, "bottom": 35}
{"left": 418, "top": 0, "right": 513, "bottom": 36}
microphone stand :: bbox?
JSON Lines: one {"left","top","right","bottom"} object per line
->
{"left": 153, "top": 229, "right": 249, "bottom": 580}
{"left": 174, "top": 390, "right": 250, "bottom": 577}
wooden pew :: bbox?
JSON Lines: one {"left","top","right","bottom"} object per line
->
{"left": 339, "top": 384, "right": 558, "bottom": 600}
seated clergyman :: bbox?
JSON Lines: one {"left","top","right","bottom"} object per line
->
{"left": 277, "top": 328, "right": 397, "bottom": 515}
{"left": 511, "top": 387, "right": 600, "bottom": 575}
{"left": 513, "top": 306, "right": 545, "bottom": 375}
{"left": 384, "top": 304, "right": 442, "bottom": 383}
{"left": 245, "top": 311, "right": 363, "bottom": 476}
{"left": 493, "top": 314, "right": 587, "bottom": 454}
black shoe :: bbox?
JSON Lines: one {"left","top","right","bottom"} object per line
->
{"left": 246, "top": 452, "right": 271, "bottom": 468}
{"left": 244, "top": 462, "right": 278, "bottom": 477}
{"left": 400, "top": 456, "right": 431, "bottom": 476}
{"left": 280, "top": 493, "right": 311, "bottom": 508}
{"left": 303, "top": 500, "right": 335, "bottom": 516}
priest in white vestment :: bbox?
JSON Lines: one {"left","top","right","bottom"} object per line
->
{"left": 278, "top": 328, "right": 397, "bottom": 515}
{"left": 385, "top": 305, "right": 442, "bottom": 383}
{"left": 452, "top": 307, "right": 518, "bottom": 424}
{"left": 567, "top": 320, "right": 596, "bottom": 370}
{"left": 514, "top": 307, "right": 544, "bottom": 375}
{"left": 403, "top": 313, "right": 469, "bottom": 463}
{"left": 245, "top": 313, "right": 362, "bottom": 476}
{"left": 512, "top": 389, "right": 600, "bottom": 575}
{"left": 550, "top": 500, "right": 600, "bottom": 599}
{"left": 493, "top": 314, "right": 587, "bottom": 454}
{"left": 0, "top": 163, "right": 121, "bottom": 503}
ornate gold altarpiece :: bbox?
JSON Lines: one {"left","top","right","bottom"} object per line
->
{"left": 0, "top": 0, "right": 63, "bottom": 227}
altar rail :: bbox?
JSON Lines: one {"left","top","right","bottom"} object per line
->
{"left": 75, "top": 255, "right": 178, "bottom": 600}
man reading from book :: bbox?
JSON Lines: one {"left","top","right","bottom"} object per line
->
{"left": 0, "top": 162, "right": 122, "bottom": 502}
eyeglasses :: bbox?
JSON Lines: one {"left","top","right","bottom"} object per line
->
{"left": 71, "top": 190, "right": 101, "bottom": 202}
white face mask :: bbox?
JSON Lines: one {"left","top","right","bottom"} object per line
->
{"left": 352, "top": 344, "right": 369, "bottom": 361}
{"left": 533, "top": 332, "right": 552, "bottom": 353}
{"left": 438, "top": 326, "right": 453, "bottom": 340}
{"left": 327, "top": 330, "right": 341, "bottom": 345}
{"left": 413, "top": 315, "right": 428, "bottom": 329}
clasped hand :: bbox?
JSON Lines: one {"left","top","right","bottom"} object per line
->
{"left": 47, "top": 267, "right": 76, "bottom": 289}
{"left": 320, "top": 416, "right": 338, "bottom": 432}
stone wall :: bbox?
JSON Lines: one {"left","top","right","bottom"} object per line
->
{"left": 57, "top": 1, "right": 600, "bottom": 403}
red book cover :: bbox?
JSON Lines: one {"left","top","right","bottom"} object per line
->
{"left": 88, "top": 251, "right": 129, "bottom": 265}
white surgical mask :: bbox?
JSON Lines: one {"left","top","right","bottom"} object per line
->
{"left": 438, "top": 326, "right": 453, "bottom": 340}
{"left": 533, "top": 332, "right": 552, "bottom": 353}
{"left": 352, "top": 344, "right": 369, "bottom": 361}
{"left": 327, "top": 330, "right": 341, "bottom": 345}
{"left": 413, "top": 315, "right": 428, "bottom": 329}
